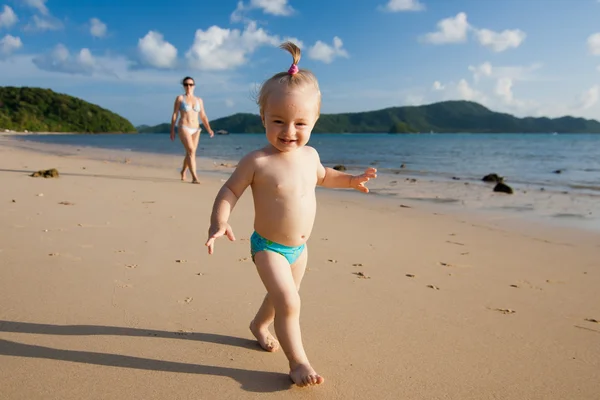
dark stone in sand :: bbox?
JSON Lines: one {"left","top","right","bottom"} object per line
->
{"left": 30, "top": 168, "right": 59, "bottom": 178}
{"left": 553, "top": 169, "right": 563, "bottom": 174}
{"left": 482, "top": 173, "right": 503, "bottom": 183}
{"left": 493, "top": 182, "right": 513, "bottom": 194}
{"left": 333, "top": 164, "right": 346, "bottom": 171}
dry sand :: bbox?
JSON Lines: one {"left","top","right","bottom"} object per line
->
{"left": 1, "top": 137, "right": 599, "bottom": 400}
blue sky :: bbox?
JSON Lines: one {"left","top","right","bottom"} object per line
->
{"left": 1, "top": 0, "right": 600, "bottom": 126}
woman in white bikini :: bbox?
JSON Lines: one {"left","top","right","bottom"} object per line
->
{"left": 170, "top": 76, "right": 214, "bottom": 184}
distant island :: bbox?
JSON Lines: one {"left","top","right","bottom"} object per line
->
{"left": 138, "top": 100, "right": 600, "bottom": 134}
{"left": 2, "top": 85, "right": 599, "bottom": 135}
{"left": 0, "top": 86, "right": 136, "bottom": 133}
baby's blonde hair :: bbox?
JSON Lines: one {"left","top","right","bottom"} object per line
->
{"left": 257, "top": 41, "right": 321, "bottom": 117}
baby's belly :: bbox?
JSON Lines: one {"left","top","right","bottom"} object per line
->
{"left": 253, "top": 197, "right": 317, "bottom": 247}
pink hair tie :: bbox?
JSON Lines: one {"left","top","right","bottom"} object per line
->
{"left": 288, "top": 64, "right": 299, "bottom": 75}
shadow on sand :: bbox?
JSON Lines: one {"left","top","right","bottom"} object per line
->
{"left": 0, "top": 320, "right": 292, "bottom": 393}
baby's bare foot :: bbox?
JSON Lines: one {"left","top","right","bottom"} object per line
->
{"left": 289, "top": 363, "right": 324, "bottom": 387}
{"left": 249, "top": 320, "right": 279, "bottom": 352}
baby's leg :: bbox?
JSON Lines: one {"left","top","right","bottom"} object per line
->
{"left": 250, "top": 248, "right": 308, "bottom": 352}
{"left": 253, "top": 250, "right": 323, "bottom": 387}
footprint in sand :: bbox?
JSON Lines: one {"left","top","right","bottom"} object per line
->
{"left": 584, "top": 318, "right": 599, "bottom": 324}
{"left": 115, "top": 280, "right": 132, "bottom": 288}
{"left": 353, "top": 272, "right": 370, "bottom": 279}
{"left": 406, "top": 274, "right": 415, "bottom": 278}
{"left": 48, "top": 252, "right": 59, "bottom": 257}
{"left": 175, "top": 259, "right": 187, "bottom": 263}
{"left": 439, "top": 261, "right": 469, "bottom": 268}
{"left": 427, "top": 285, "right": 440, "bottom": 290}
{"left": 126, "top": 264, "right": 138, "bottom": 269}
{"left": 58, "top": 201, "right": 75, "bottom": 206}
{"left": 238, "top": 257, "right": 249, "bottom": 262}
{"left": 492, "top": 308, "right": 516, "bottom": 315}
{"left": 516, "top": 280, "right": 543, "bottom": 291}
{"left": 179, "top": 297, "right": 193, "bottom": 304}
{"left": 352, "top": 263, "right": 363, "bottom": 267}
{"left": 328, "top": 259, "right": 338, "bottom": 263}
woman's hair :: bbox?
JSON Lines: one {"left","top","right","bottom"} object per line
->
{"left": 182, "top": 76, "right": 195, "bottom": 85}
{"left": 256, "top": 41, "right": 321, "bottom": 117}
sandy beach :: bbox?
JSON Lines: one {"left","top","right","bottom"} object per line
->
{"left": 1, "top": 135, "right": 599, "bottom": 399}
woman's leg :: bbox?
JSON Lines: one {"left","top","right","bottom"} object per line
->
{"left": 178, "top": 127, "right": 200, "bottom": 183}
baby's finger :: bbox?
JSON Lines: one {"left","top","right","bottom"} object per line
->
{"left": 205, "top": 238, "right": 215, "bottom": 254}
{"left": 226, "top": 228, "right": 236, "bottom": 241}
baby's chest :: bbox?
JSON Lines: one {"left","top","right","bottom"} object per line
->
{"left": 256, "top": 168, "right": 317, "bottom": 195}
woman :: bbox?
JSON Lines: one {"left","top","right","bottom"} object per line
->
{"left": 170, "top": 76, "right": 214, "bottom": 184}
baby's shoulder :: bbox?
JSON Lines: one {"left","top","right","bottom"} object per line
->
{"left": 301, "top": 146, "right": 321, "bottom": 161}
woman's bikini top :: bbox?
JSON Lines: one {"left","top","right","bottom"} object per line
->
{"left": 180, "top": 97, "right": 201, "bottom": 113}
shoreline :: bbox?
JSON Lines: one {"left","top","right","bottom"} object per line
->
{"left": 4, "top": 133, "right": 600, "bottom": 233}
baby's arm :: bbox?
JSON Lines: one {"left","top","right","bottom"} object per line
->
{"left": 315, "top": 150, "right": 377, "bottom": 193}
{"left": 205, "top": 153, "right": 256, "bottom": 254}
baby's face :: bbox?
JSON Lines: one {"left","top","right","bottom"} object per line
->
{"left": 262, "top": 86, "right": 320, "bottom": 153}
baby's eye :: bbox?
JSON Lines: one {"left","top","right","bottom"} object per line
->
{"left": 296, "top": 122, "right": 307, "bottom": 126}
{"left": 273, "top": 120, "right": 283, "bottom": 124}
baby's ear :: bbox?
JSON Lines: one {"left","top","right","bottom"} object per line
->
{"left": 260, "top": 114, "right": 265, "bottom": 126}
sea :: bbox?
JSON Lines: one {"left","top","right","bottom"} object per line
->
{"left": 12, "top": 132, "right": 600, "bottom": 231}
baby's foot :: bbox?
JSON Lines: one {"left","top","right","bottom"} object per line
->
{"left": 249, "top": 320, "right": 279, "bottom": 352}
{"left": 289, "top": 363, "right": 324, "bottom": 387}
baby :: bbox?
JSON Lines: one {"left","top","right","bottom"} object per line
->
{"left": 205, "top": 42, "right": 377, "bottom": 387}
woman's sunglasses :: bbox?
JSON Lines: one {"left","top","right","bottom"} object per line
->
{"left": 183, "top": 83, "right": 195, "bottom": 87}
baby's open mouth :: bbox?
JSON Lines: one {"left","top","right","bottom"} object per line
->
{"left": 279, "top": 138, "right": 297, "bottom": 144}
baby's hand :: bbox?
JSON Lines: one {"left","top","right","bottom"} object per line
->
{"left": 350, "top": 167, "right": 377, "bottom": 193}
{"left": 205, "top": 222, "right": 236, "bottom": 254}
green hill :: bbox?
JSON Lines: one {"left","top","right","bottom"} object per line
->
{"left": 139, "top": 100, "right": 600, "bottom": 134}
{"left": 0, "top": 87, "right": 136, "bottom": 133}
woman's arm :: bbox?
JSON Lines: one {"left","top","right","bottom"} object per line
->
{"left": 198, "top": 98, "right": 214, "bottom": 137}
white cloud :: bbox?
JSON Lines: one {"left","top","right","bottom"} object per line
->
{"left": 24, "top": 15, "right": 63, "bottom": 31}
{"left": 22, "top": 0, "right": 48, "bottom": 15}
{"left": 475, "top": 28, "right": 526, "bottom": 52}
{"left": 251, "top": 0, "right": 294, "bottom": 16}
{"left": 579, "top": 85, "right": 599, "bottom": 109}
{"left": 231, "top": 0, "right": 294, "bottom": 22}
{"left": 457, "top": 79, "right": 479, "bottom": 100}
{"left": 587, "top": 33, "right": 600, "bottom": 55}
{"left": 186, "top": 21, "right": 279, "bottom": 70}
{"left": 138, "top": 31, "right": 178, "bottom": 69}
{"left": 307, "top": 36, "right": 349, "bottom": 63}
{"left": 495, "top": 77, "right": 514, "bottom": 104}
{"left": 432, "top": 81, "right": 444, "bottom": 91}
{"left": 379, "top": 0, "right": 425, "bottom": 12}
{"left": 421, "top": 12, "right": 469, "bottom": 44}
{"left": 468, "top": 62, "right": 492, "bottom": 82}
{"left": 32, "top": 44, "right": 100, "bottom": 75}
{"left": 0, "top": 34, "right": 22, "bottom": 56}
{"left": 468, "top": 61, "right": 543, "bottom": 83}
{"left": 225, "top": 98, "right": 235, "bottom": 107}
{"left": 0, "top": 5, "right": 18, "bottom": 29}
{"left": 90, "top": 18, "right": 107, "bottom": 38}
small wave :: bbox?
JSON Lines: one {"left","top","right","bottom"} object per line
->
{"left": 568, "top": 184, "right": 600, "bottom": 192}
